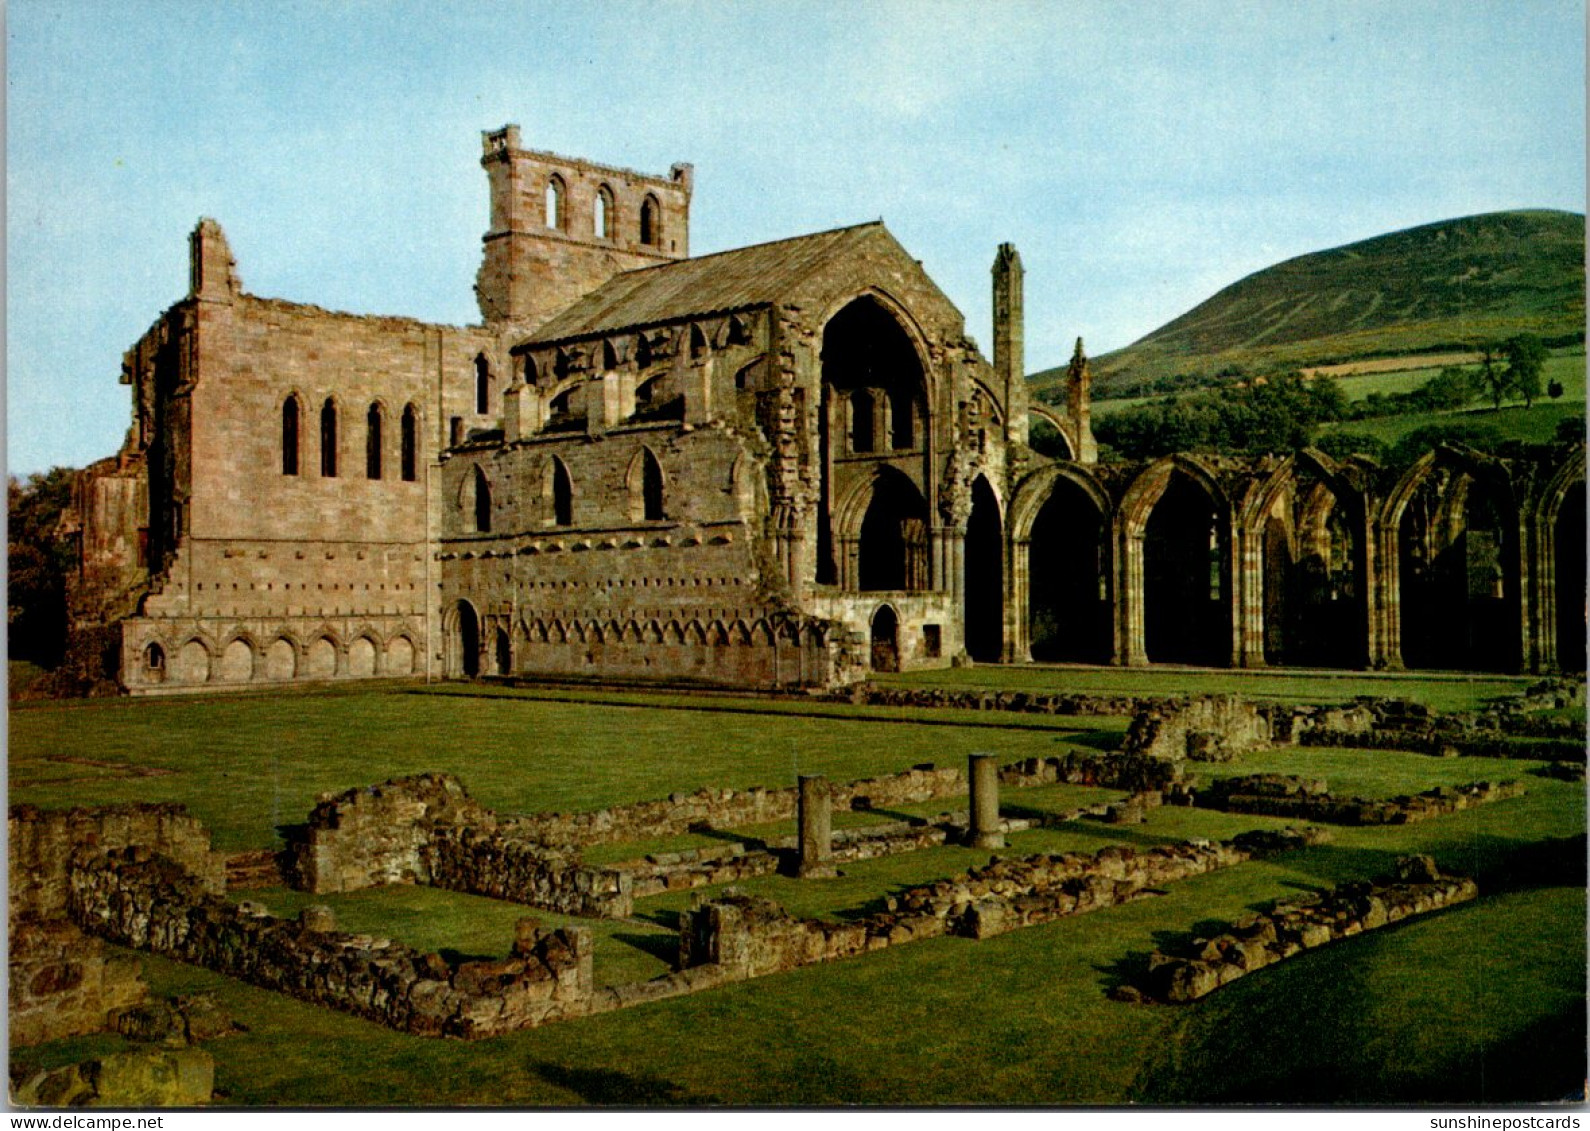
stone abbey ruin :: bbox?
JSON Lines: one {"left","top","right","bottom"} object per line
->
{"left": 59, "top": 125, "right": 1586, "bottom": 694}
{"left": 16, "top": 126, "right": 1586, "bottom": 1104}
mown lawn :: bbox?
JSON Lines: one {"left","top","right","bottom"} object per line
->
{"left": 8, "top": 678, "right": 1585, "bottom": 1105}
{"left": 875, "top": 663, "right": 1535, "bottom": 713}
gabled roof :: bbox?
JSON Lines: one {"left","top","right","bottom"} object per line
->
{"left": 521, "top": 221, "right": 887, "bottom": 346}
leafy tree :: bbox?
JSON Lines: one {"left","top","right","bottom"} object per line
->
{"left": 1477, "top": 342, "right": 1507, "bottom": 410}
{"left": 1547, "top": 379, "right": 1565, "bottom": 400}
{"left": 8, "top": 468, "right": 78, "bottom": 668}
{"left": 1503, "top": 334, "right": 1547, "bottom": 408}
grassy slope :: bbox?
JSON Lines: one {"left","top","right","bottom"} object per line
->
{"left": 8, "top": 682, "right": 1585, "bottom": 1105}
{"left": 1031, "top": 210, "right": 1585, "bottom": 398}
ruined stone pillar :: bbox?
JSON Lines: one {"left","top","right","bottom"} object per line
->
{"left": 797, "top": 774, "right": 835, "bottom": 878}
{"left": 1008, "top": 540, "right": 1032, "bottom": 662}
{"left": 968, "top": 754, "right": 1004, "bottom": 849}
{"left": 1119, "top": 528, "right": 1148, "bottom": 666}
{"left": 1236, "top": 524, "right": 1266, "bottom": 668}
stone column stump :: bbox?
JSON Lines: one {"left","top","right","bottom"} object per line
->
{"left": 968, "top": 753, "right": 1004, "bottom": 849}
{"left": 797, "top": 774, "right": 836, "bottom": 878}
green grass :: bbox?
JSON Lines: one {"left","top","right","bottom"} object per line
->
{"left": 7, "top": 686, "right": 1117, "bottom": 851}
{"left": 875, "top": 664, "right": 1534, "bottom": 713}
{"left": 9, "top": 677, "right": 1585, "bottom": 1105}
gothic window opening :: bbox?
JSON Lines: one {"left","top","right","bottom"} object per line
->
{"left": 629, "top": 447, "right": 666, "bottom": 522}
{"left": 594, "top": 185, "right": 614, "bottom": 239}
{"left": 634, "top": 334, "right": 653, "bottom": 370}
{"left": 365, "top": 403, "right": 383, "bottom": 480}
{"left": 690, "top": 324, "right": 708, "bottom": 359}
{"left": 850, "top": 390, "right": 876, "bottom": 453}
{"left": 602, "top": 340, "right": 619, "bottom": 370}
{"left": 475, "top": 355, "right": 491, "bottom": 415}
{"left": 858, "top": 468, "right": 930, "bottom": 592}
{"left": 471, "top": 465, "right": 492, "bottom": 534}
{"left": 281, "top": 396, "right": 301, "bottom": 476}
{"left": 400, "top": 404, "right": 418, "bottom": 481}
{"left": 890, "top": 390, "right": 914, "bottom": 449}
{"left": 145, "top": 642, "right": 166, "bottom": 682}
{"left": 320, "top": 399, "right": 338, "bottom": 478}
{"left": 633, "top": 374, "right": 683, "bottom": 422}
{"left": 963, "top": 476, "right": 1003, "bottom": 662}
{"left": 545, "top": 176, "right": 565, "bottom": 230}
{"left": 547, "top": 457, "right": 574, "bottom": 526}
{"left": 640, "top": 194, "right": 661, "bottom": 246}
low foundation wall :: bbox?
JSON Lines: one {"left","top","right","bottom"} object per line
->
{"left": 678, "top": 828, "right": 1326, "bottom": 977}
{"left": 10, "top": 803, "right": 225, "bottom": 920}
{"left": 1136, "top": 857, "right": 1478, "bottom": 1003}
{"left": 68, "top": 849, "right": 596, "bottom": 1039}
{"left": 1197, "top": 775, "right": 1526, "bottom": 825}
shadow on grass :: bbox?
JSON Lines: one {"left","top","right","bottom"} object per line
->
{"left": 529, "top": 1061, "right": 720, "bottom": 1106}
{"left": 1062, "top": 731, "right": 1127, "bottom": 753}
{"left": 609, "top": 931, "right": 678, "bottom": 966}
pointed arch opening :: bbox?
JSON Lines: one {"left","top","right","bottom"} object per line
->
{"left": 964, "top": 476, "right": 1003, "bottom": 662}
{"left": 400, "top": 404, "right": 418, "bottom": 481}
{"left": 475, "top": 355, "right": 491, "bottom": 415}
{"left": 1144, "top": 472, "right": 1231, "bottom": 665}
{"left": 1029, "top": 477, "right": 1111, "bottom": 663}
{"left": 819, "top": 295, "right": 930, "bottom": 586}
{"left": 640, "top": 194, "right": 661, "bottom": 246}
{"left": 319, "top": 399, "right": 338, "bottom": 478}
{"left": 628, "top": 448, "right": 666, "bottom": 522}
{"left": 365, "top": 403, "right": 384, "bottom": 480}
{"left": 1398, "top": 467, "right": 1520, "bottom": 672}
{"left": 544, "top": 456, "right": 574, "bottom": 526}
{"left": 453, "top": 602, "right": 480, "bottom": 678}
{"left": 494, "top": 626, "right": 511, "bottom": 675}
{"left": 869, "top": 605, "right": 900, "bottom": 673}
{"left": 545, "top": 175, "right": 565, "bottom": 230}
{"left": 471, "top": 465, "right": 493, "bottom": 534}
{"left": 594, "top": 184, "right": 614, "bottom": 239}
{"left": 281, "top": 396, "right": 301, "bottom": 476}
{"left": 857, "top": 467, "right": 929, "bottom": 592}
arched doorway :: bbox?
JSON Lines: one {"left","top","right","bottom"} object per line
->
{"left": 1556, "top": 482, "right": 1585, "bottom": 672}
{"left": 1028, "top": 478, "right": 1110, "bottom": 663}
{"left": 455, "top": 601, "right": 480, "bottom": 677}
{"left": 1399, "top": 471, "right": 1520, "bottom": 672}
{"left": 817, "top": 296, "right": 929, "bottom": 586}
{"left": 870, "top": 605, "right": 900, "bottom": 672}
{"left": 858, "top": 468, "right": 930, "bottom": 591}
{"left": 964, "top": 477, "right": 1003, "bottom": 661}
{"left": 494, "top": 627, "right": 511, "bottom": 675}
{"left": 1144, "top": 474, "right": 1230, "bottom": 665}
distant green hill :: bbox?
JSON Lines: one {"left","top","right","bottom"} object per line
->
{"left": 1032, "top": 210, "right": 1585, "bottom": 399}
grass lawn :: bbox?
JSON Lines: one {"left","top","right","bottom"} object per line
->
{"left": 875, "top": 663, "right": 1534, "bottom": 713}
{"left": 8, "top": 685, "right": 1120, "bottom": 851}
{"left": 8, "top": 677, "right": 1585, "bottom": 1105}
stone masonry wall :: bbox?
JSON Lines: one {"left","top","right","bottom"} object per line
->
{"left": 1195, "top": 774, "right": 1526, "bottom": 826}
{"left": 1137, "top": 857, "right": 1479, "bottom": 1003}
{"left": 9, "top": 919, "right": 149, "bottom": 1047}
{"left": 69, "top": 850, "right": 595, "bottom": 1040}
{"left": 9, "top": 803, "right": 226, "bottom": 921}
{"left": 678, "top": 828, "right": 1324, "bottom": 977}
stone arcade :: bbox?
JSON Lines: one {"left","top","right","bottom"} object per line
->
{"left": 62, "top": 125, "right": 1585, "bottom": 693}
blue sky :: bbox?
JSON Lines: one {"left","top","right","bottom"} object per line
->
{"left": 7, "top": 0, "right": 1585, "bottom": 474}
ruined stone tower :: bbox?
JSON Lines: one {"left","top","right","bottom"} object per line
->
{"left": 475, "top": 124, "right": 694, "bottom": 332}
{"left": 992, "top": 243, "right": 1029, "bottom": 446}
{"left": 1065, "top": 337, "right": 1097, "bottom": 463}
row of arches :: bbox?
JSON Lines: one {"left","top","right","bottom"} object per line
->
{"left": 138, "top": 628, "right": 418, "bottom": 686}
{"left": 282, "top": 396, "right": 418, "bottom": 483}
{"left": 447, "top": 602, "right": 829, "bottom": 681}
{"left": 543, "top": 175, "right": 664, "bottom": 248}
{"left": 1000, "top": 447, "right": 1585, "bottom": 674}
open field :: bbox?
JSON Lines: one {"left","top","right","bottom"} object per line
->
{"left": 9, "top": 676, "right": 1586, "bottom": 1105}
